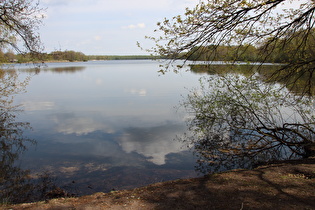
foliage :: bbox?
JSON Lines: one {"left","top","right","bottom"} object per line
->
{"left": 0, "top": 50, "right": 15, "bottom": 63}
{"left": 147, "top": 0, "right": 315, "bottom": 78}
{"left": 0, "top": 52, "right": 159, "bottom": 64}
{"left": 2, "top": 50, "right": 88, "bottom": 63}
{"left": 181, "top": 73, "right": 315, "bottom": 173}
{"left": 0, "top": 0, "right": 44, "bottom": 55}
{"left": 179, "top": 28, "right": 315, "bottom": 66}
{"left": 47, "top": 50, "right": 88, "bottom": 62}
{"left": 185, "top": 44, "right": 259, "bottom": 62}
{"left": 87, "top": 55, "right": 161, "bottom": 60}
{"left": 146, "top": 0, "right": 315, "bottom": 172}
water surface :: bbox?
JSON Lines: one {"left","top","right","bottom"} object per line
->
{"left": 12, "top": 60, "right": 202, "bottom": 195}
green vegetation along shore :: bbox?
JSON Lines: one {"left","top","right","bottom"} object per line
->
{"left": 0, "top": 50, "right": 162, "bottom": 64}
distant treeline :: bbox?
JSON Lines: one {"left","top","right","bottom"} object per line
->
{"left": 184, "top": 28, "right": 315, "bottom": 63}
{"left": 87, "top": 55, "right": 161, "bottom": 60}
{"left": 184, "top": 45, "right": 259, "bottom": 62}
{"left": 183, "top": 44, "right": 292, "bottom": 63}
{"left": 1, "top": 28, "right": 314, "bottom": 64}
{"left": 0, "top": 50, "right": 162, "bottom": 63}
{"left": 0, "top": 50, "right": 88, "bottom": 63}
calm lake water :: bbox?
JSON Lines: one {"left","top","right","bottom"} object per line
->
{"left": 10, "top": 60, "right": 203, "bottom": 196}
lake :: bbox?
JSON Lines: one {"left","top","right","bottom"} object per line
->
{"left": 2, "top": 59, "right": 313, "bottom": 203}
{"left": 6, "top": 60, "right": 204, "bottom": 197}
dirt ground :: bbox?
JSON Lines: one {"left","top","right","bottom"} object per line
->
{"left": 3, "top": 158, "right": 315, "bottom": 210}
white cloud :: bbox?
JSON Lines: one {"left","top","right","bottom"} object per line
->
{"left": 39, "top": 0, "right": 199, "bottom": 54}
{"left": 122, "top": 23, "right": 146, "bottom": 30}
{"left": 93, "top": 35, "right": 102, "bottom": 41}
{"left": 42, "top": 0, "right": 198, "bottom": 15}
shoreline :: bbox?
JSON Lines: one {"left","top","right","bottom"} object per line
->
{"left": 4, "top": 158, "right": 315, "bottom": 209}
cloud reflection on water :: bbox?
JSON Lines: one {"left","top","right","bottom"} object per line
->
{"left": 49, "top": 111, "right": 187, "bottom": 165}
{"left": 51, "top": 112, "right": 116, "bottom": 135}
{"left": 125, "top": 88, "right": 147, "bottom": 96}
{"left": 118, "top": 123, "right": 187, "bottom": 165}
{"left": 14, "top": 60, "right": 200, "bottom": 196}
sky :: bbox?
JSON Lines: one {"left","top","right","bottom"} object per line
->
{"left": 39, "top": 0, "right": 198, "bottom": 55}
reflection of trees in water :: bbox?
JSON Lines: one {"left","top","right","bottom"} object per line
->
{"left": 260, "top": 64, "right": 315, "bottom": 97}
{"left": 44, "top": 66, "right": 86, "bottom": 74}
{"left": 189, "top": 64, "right": 258, "bottom": 77}
{"left": 16, "top": 66, "right": 86, "bottom": 75}
{"left": 0, "top": 70, "right": 64, "bottom": 204}
{"left": 190, "top": 64, "right": 315, "bottom": 96}
{"left": 181, "top": 72, "right": 315, "bottom": 174}
{"left": 34, "top": 66, "right": 86, "bottom": 74}
{"left": 0, "top": 69, "right": 33, "bottom": 203}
